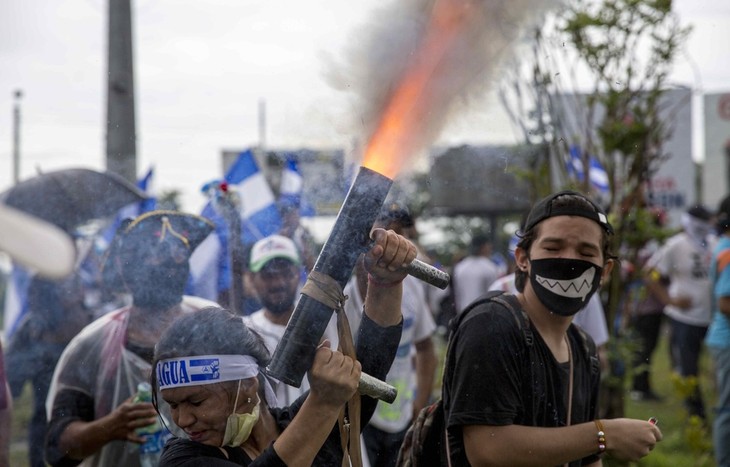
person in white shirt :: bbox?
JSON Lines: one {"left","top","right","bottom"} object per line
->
{"left": 452, "top": 234, "right": 500, "bottom": 313}
{"left": 644, "top": 205, "right": 715, "bottom": 420}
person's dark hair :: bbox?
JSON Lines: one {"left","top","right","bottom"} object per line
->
{"left": 514, "top": 192, "right": 616, "bottom": 292}
{"left": 376, "top": 203, "right": 414, "bottom": 229}
{"left": 717, "top": 195, "right": 730, "bottom": 233}
{"left": 469, "top": 234, "right": 491, "bottom": 255}
{"left": 687, "top": 204, "right": 713, "bottom": 222}
{"left": 151, "top": 307, "right": 271, "bottom": 408}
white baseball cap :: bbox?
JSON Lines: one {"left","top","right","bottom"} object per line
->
{"left": 249, "top": 235, "right": 301, "bottom": 273}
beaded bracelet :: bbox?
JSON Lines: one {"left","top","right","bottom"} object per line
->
{"left": 594, "top": 419, "right": 607, "bottom": 456}
{"left": 367, "top": 273, "right": 401, "bottom": 288}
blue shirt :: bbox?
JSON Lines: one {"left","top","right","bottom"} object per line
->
{"left": 706, "top": 235, "right": 730, "bottom": 348}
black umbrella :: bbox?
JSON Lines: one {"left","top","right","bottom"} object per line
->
{"left": 0, "top": 168, "right": 148, "bottom": 233}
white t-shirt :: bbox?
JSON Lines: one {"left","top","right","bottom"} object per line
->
{"left": 488, "top": 273, "right": 609, "bottom": 347}
{"left": 244, "top": 309, "right": 338, "bottom": 407}
{"left": 647, "top": 232, "right": 713, "bottom": 326}
{"left": 343, "top": 275, "right": 436, "bottom": 433}
{"left": 452, "top": 255, "right": 500, "bottom": 313}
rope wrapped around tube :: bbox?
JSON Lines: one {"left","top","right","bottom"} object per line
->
{"left": 299, "top": 270, "right": 398, "bottom": 404}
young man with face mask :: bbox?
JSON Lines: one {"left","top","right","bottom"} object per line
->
{"left": 442, "top": 191, "right": 662, "bottom": 466}
{"left": 243, "top": 234, "right": 338, "bottom": 406}
{"left": 44, "top": 211, "right": 218, "bottom": 467}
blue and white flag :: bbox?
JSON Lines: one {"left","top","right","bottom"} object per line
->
{"left": 100, "top": 167, "right": 158, "bottom": 249}
{"left": 189, "top": 150, "right": 282, "bottom": 300}
{"left": 279, "top": 154, "right": 316, "bottom": 217}
{"left": 187, "top": 202, "right": 228, "bottom": 301}
{"left": 226, "top": 149, "right": 282, "bottom": 243}
{"left": 567, "top": 145, "right": 610, "bottom": 195}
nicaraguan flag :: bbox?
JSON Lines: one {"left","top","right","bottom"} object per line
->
{"left": 187, "top": 202, "right": 228, "bottom": 301}
{"left": 279, "top": 154, "right": 316, "bottom": 217}
{"left": 567, "top": 145, "right": 609, "bottom": 195}
{"left": 100, "top": 167, "right": 158, "bottom": 249}
{"left": 226, "top": 149, "right": 282, "bottom": 243}
{"left": 136, "top": 167, "right": 158, "bottom": 213}
{"left": 189, "top": 150, "right": 282, "bottom": 299}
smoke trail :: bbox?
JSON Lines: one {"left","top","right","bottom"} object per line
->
{"left": 324, "top": 0, "right": 561, "bottom": 175}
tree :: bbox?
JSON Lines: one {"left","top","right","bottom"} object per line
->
{"left": 500, "top": 0, "right": 690, "bottom": 418}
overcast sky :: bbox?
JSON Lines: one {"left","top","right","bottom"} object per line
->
{"left": 1, "top": 0, "right": 728, "bottom": 212}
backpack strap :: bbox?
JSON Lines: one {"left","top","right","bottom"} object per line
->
{"left": 450, "top": 291, "right": 533, "bottom": 347}
{"left": 573, "top": 323, "right": 600, "bottom": 377}
{"left": 491, "top": 293, "right": 533, "bottom": 347}
{"left": 441, "top": 291, "right": 531, "bottom": 466}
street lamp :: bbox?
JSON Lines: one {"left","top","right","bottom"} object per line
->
{"left": 12, "top": 89, "right": 23, "bottom": 185}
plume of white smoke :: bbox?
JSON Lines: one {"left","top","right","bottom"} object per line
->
{"left": 323, "top": 0, "right": 562, "bottom": 167}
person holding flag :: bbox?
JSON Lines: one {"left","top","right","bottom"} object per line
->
{"left": 188, "top": 149, "right": 282, "bottom": 311}
{"left": 277, "top": 154, "right": 318, "bottom": 275}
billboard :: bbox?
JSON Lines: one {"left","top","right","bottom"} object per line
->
{"left": 702, "top": 92, "right": 730, "bottom": 210}
{"left": 553, "top": 88, "right": 695, "bottom": 228}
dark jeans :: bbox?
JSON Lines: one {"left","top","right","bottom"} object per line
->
{"left": 363, "top": 423, "right": 409, "bottom": 467}
{"left": 668, "top": 317, "right": 708, "bottom": 419}
{"left": 6, "top": 334, "right": 66, "bottom": 467}
{"left": 630, "top": 312, "right": 663, "bottom": 393}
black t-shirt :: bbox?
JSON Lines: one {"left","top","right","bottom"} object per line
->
{"left": 442, "top": 299, "right": 600, "bottom": 466}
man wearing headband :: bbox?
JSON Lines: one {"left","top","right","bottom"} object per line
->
{"left": 152, "top": 227, "right": 415, "bottom": 466}
{"left": 44, "top": 211, "right": 217, "bottom": 467}
{"left": 441, "top": 191, "right": 662, "bottom": 466}
{"left": 644, "top": 204, "right": 714, "bottom": 420}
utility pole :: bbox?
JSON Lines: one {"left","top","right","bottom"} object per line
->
{"left": 12, "top": 89, "right": 22, "bottom": 184}
{"left": 258, "top": 99, "right": 267, "bottom": 151}
{"left": 106, "top": 0, "right": 137, "bottom": 183}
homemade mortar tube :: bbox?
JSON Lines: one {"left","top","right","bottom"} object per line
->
{"left": 265, "top": 166, "right": 450, "bottom": 403}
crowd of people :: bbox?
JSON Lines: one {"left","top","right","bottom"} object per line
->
{"left": 4, "top": 187, "right": 730, "bottom": 466}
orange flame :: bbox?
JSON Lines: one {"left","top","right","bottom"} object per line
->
{"left": 361, "top": 0, "right": 477, "bottom": 179}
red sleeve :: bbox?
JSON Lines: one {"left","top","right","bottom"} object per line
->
{"left": 718, "top": 249, "right": 730, "bottom": 276}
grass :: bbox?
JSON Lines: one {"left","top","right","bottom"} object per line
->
{"left": 10, "top": 383, "right": 33, "bottom": 467}
{"left": 8, "top": 328, "right": 718, "bottom": 467}
{"left": 613, "top": 330, "right": 716, "bottom": 467}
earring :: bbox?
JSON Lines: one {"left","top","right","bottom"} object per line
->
{"left": 246, "top": 397, "right": 252, "bottom": 404}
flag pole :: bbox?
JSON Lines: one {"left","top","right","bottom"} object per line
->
{"left": 217, "top": 185, "right": 242, "bottom": 315}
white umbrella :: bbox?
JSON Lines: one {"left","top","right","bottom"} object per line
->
{"left": 0, "top": 203, "right": 75, "bottom": 279}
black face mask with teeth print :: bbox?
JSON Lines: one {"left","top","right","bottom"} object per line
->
{"left": 529, "top": 258, "right": 602, "bottom": 317}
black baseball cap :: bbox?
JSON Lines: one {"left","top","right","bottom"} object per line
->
{"left": 716, "top": 195, "right": 730, "bottom": 232}
{"left": 686, "top": 204, "right": 713, "bottom": 222}
{"left": 523, "top": 190, "right": 613, "bottom": 234}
